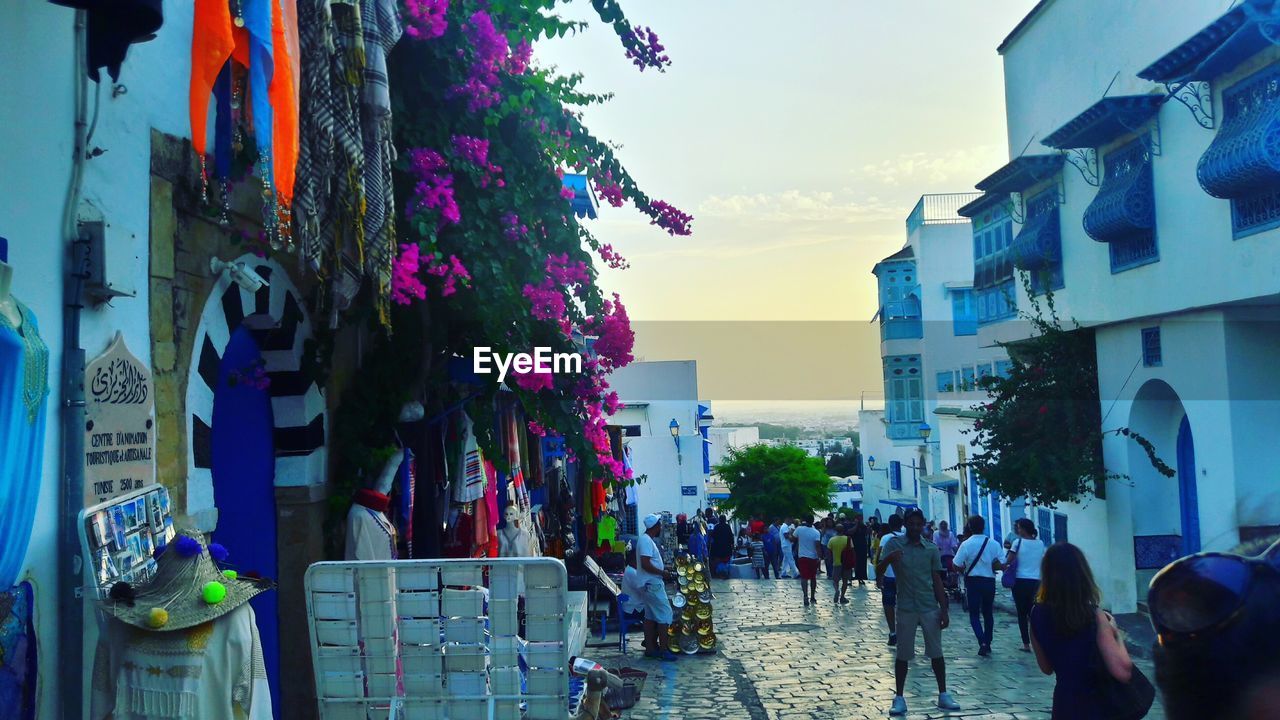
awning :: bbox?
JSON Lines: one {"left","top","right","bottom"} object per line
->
{"left": 1042, "top": 95, "right": 1166, "bottom": 150}
{"left": 920, "top": 474, "right": 960, "bottom": 491}
{"left": 957, "top": 192, "right": 1010, "bottom": 219}
{"left": 974, "top": 155, "right": 1065, "bottom": 195}
{"left": 1196, "top": 65, "right": 1280, "bottom": 199}
{"left": 879, "top": 499, "right": 918, "bottom": 509}
{"left": 561, "top": 173, "right": 599, "bottom": 219}
{"left": 1083, "top": 140, "right": 1155, "bottom": 243}
{"left": 1138, "top": 0, "right": 1279, "bottom": 83}
{"left": 1009, "top": 202, "right": 1061, "bottom": 270}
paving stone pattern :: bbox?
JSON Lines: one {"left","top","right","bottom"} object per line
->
{"left": 590, "top": 578, "right": 1167, "bottom": 719}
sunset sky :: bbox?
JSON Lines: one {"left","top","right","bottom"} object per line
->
{"left": 537, "top": 1, "right": 1038, "bottom": 401}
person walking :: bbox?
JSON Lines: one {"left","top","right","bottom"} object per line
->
{"left": 635, "top": 514, "right": 680, "bottom": 661}
{"left": 934, "top": 520, "right": 959, "bottom": 574}
{"left": 792, "top": 518, "right": 824, "bottom": 607}
{"left": 876, "top": 509, "right": 961, "bottom": 715}
{"left": 849, "top": 515, "right": 871, "bottom": 586}
{"left": 1006, "top": 517, "right": 1047, "bottom": 652}
{"left": 763, "top": 520, "right": 781, "bottom": 579}
{"left": 749, "top": 533, "right": 767, "bottom": 579}
{"left": 876, "top": 515, "right": 906, "bottom": 645}
{"left": 952, "top": 515, "right": 1003, "bottom": 656}
{"left": 827, "top": 523, "right": 852, "bottom": 604}
{"left": 779, "top": 518, "right": 798, "bottom": 579}
{"left": 710, "top": 515, "right": 735, "bottom": 578}
{"left": 820, "top": 518, "right": 838, "bottom": 583}
{"left": 869, "top": 518, "right": 882, "bottom": 580}
{"left": 1030, "top": 543, "right": 1138, "bottom": 719}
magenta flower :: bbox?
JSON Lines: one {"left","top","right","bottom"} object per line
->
{"left": 649, "top": 199, "right": 693, "bottom": 236}
{"left": 449, "top": 11, "right": 510, "bottom": 112}
{"left": 404, "top": 0, "right": 449, "bottom": 40}
{"left": 622, "top": 26, "right": 671, "bottom": 72}
{"left": 592, "top": 170, "right": 625, "bottom": 208}
{"left": 406, "top": 149, "right": 461, "bottom": 226}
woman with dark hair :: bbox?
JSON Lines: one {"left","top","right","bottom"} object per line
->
{"left": 1150, "top": 536, "right": 1280, "bottom": 720}
{"left": 710, "top": 515, "right": 735, "bottom": 578}
{"left": 1029, "top": 543, "right": 1136, "bottom": 719}
{"left": 1005, "top": 517, "right": 1046, "bottom": 652}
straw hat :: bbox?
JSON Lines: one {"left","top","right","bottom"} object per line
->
{"left": 103, "top": 530, "right": 273, "bottom": 632}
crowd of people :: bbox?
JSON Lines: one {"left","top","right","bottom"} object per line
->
{"left": 683, "top": 508, "right": 1280, "bottom": 719}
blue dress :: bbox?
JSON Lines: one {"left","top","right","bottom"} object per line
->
{"left": 0, "top": 302, "right": 49, "bottom": 591}
{"left": 1030, "top": 604, "right": 1103, "bottom": 719}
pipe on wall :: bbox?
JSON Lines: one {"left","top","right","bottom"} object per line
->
{"left": 58, "top": 8, "right": 90, "bottom": 719}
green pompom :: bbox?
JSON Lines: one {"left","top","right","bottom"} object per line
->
{"left": 202, "top": 581, "right": 228, "bottom": 605}
{"left": 222, "top": 569, "right": 238, "bottom": 581}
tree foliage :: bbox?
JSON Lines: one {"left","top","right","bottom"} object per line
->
{"left": 715, "top": 445, "right": 833, "bottom": 521}
{"left": 825, "top": 450, "right": 859, "bottom": 478}
{"left": 958, "top": 274, "right": 1173, "bottom": 507}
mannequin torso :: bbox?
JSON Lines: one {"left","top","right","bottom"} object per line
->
{"left": 0, "top": 262, "right": 21, "bottom": 329}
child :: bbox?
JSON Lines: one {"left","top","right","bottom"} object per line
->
{"left": 750, "top": 533, "right": 767, "bottom": 579}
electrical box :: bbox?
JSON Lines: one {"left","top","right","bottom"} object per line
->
{"left": 79, "top": 209, "right": 138, "bottom": 304}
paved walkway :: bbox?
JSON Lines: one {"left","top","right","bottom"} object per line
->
{"left": 589, "top": 578, "right": 1166, "bottom": 719}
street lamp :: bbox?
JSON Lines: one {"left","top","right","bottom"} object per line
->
{"left": 918, "top": 422, "right": 932, "bottom": 441}
{"left": 670, "top": 418, "right": 681, "bottom": 464}
{"left": 867, "top": 455, "right": 876, "bottom": 470}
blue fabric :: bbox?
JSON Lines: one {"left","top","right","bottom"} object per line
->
{"left": 214, "top": 66, "right": 233, "bottom": 179}
{"left": 0, "top": 313, "right": 48, "bottom": 591}
{"left": 242, "top": 0, "right": 274, "bottom": 175}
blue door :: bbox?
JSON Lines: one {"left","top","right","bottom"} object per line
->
{"left": 1176, "top": 415, "right": 1201, "bottom": 555}
{"left": 211, "top": 327, "right": 279, "bottom": 715}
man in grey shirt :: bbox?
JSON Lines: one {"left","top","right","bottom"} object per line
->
{"left": 877, "top": 509, "right": 961, "bottom": 716}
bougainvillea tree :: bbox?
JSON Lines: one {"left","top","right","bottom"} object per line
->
{"left": 958, "top": 275, "right": 1173, "bottom": 507}
{"left": 330, "top": 0, "right": 691, "bottom": 506}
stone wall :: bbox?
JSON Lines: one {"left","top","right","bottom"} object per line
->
{"left": 148, "top": 129, "right": 326, "bottom": 718}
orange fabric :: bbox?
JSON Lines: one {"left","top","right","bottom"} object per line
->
{"left": 190, "top": 0, "right": 236, "bottom": 158}
{"left": 270, "top": 0, "right": 299, "bottom": 204}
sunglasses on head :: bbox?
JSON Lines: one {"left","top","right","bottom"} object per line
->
{"left": 1147, "top": 537, "right": 1280, "bottom": 641}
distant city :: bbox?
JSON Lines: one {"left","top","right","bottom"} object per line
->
{"left": 712, "top": 400, "right": 874, "bottom": 436}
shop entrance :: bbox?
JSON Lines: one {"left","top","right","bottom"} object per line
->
{"left": 211, "top": 325, "right": 279, "bottom": 715}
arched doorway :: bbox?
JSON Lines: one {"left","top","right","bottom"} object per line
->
{"left": 1128, "top": 380, "right": 1199, "bottom": 585}
{"left": 211, "top": 326, "right": 279, "bottom": 715}
{"left": 1176, "top": 416, "right": 1200, "bottom": 555}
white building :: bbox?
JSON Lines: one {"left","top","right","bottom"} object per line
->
{"left": 706, "top": 425, "right": 761, "bottom": 478}
{"left": 930, "top": 0, "right": 1280, "bottom": 613}
{"left": 606, "top": 360, "right": 712, "bottom": 524}
{"left": 863, "top": 195, "right": 1013, "bottom": 530}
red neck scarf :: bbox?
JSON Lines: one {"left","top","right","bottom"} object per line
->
{"left": 354, "top": 489, "right": 390, "bottom": 513}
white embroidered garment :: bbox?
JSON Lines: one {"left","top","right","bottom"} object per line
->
{"left": 452, "top": 413, "right": 485, "bottom": 503}
{"left": 91, "top": 604, "right": 272, "bottom": 720}
{"left": 345, "top": 504, "right": 397, "bottom": 561}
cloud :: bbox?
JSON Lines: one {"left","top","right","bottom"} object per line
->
{"left": 698, "top": 190, "right": 902, "bottom": 224}
{"left": 858, "top": 144, "right": 1003, "bottom": 187}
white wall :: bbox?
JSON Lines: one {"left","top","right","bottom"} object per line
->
{"left": 1, "top": 1, "right": 205, "bottom": 714}
{"left": 607, "top": 361, "right": 708, "bottom": 521}
{"left": 706, "top": 426, "right": 760, "bottom": 477}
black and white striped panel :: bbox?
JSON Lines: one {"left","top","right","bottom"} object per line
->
{"left": 185, "top": 256, "right": 328, "bottom": 519}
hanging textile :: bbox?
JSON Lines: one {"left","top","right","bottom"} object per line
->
{"left": 452, "top": 413, "right": 485, "bottom": 503}
{"left": 189, "top": 0, "right": 235, "bottom": 165}
{"left": 325, "top": 0, "right": 369, "bottom": 321}
{"left": 294, "top": 0, "right": 336, "bottom": 270}
{"left": 396, "top": 447, "right": 415, "bottom": 556}
{"left": 269, "top": 0, "right": 300, "bottom": 240}
{"left": 0, "top": 302, "right": 49, "bottom": 591}
{"left": 358, "top": 0, "right": 402, "bottom": 324}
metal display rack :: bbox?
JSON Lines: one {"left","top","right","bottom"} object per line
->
{"left": 304, "top": 558, "right": 573, "bottom": 720}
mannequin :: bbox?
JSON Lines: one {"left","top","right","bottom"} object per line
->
{"left": 497, "top": 503, "right": 532, "bottom": 557}
{"left": 344, "top": 453, "right": 400, "bottom": 561}
{"left": 0, "top": 251, "right": 20, "bottom": 328}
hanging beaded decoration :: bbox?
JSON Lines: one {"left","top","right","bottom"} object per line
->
{"left": 0, "top": 301, "right": 50, "bottom": 424}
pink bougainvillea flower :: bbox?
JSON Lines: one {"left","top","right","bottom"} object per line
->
{"left": 623, "top": 26, "right": 671, "bottom": 72}
{"left": 406, "top": 149, "right": 461, "bottom": 226}
{"left": 391, "top": 244, "right": 429, "bottom": 305}
{"left": 403, "top": 0, "right": 449, "bottom": 40}
{"left": 649, "top": 199, "right": 693, "bottom": 236}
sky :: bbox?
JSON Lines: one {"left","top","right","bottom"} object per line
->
{"left": 535, "top": 1, "right": 1038, "bottom": 408}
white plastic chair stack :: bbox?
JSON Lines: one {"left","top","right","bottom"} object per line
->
{"left": 305, "top": 558, "right": 571, "bottom": 720}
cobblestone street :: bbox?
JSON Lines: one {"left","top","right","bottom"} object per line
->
{"left": 591, "top": 578, "right": 1167, "bottom": 719}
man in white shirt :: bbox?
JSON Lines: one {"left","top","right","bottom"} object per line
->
{"left": 635, "top": 514, "right": 679, "bottom": 661}
{"left": 791, "top": 518, "right": 825, "bottom": 607}
{"left": 779, "top": 520, "right": 798, "bottom": 578}
{"left": 951, "top": 514, "right": 1004, "bottom": 656}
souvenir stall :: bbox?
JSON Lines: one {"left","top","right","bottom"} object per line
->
{"left": 669, "top": 555, "right": 717, "bottom": 655}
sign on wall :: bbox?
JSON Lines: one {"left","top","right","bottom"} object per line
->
{"left": 681, "top": 485, "right": 698, "bottom": 496}
{"left": 83, "top": 333, "right": 155, "bottom": 505}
